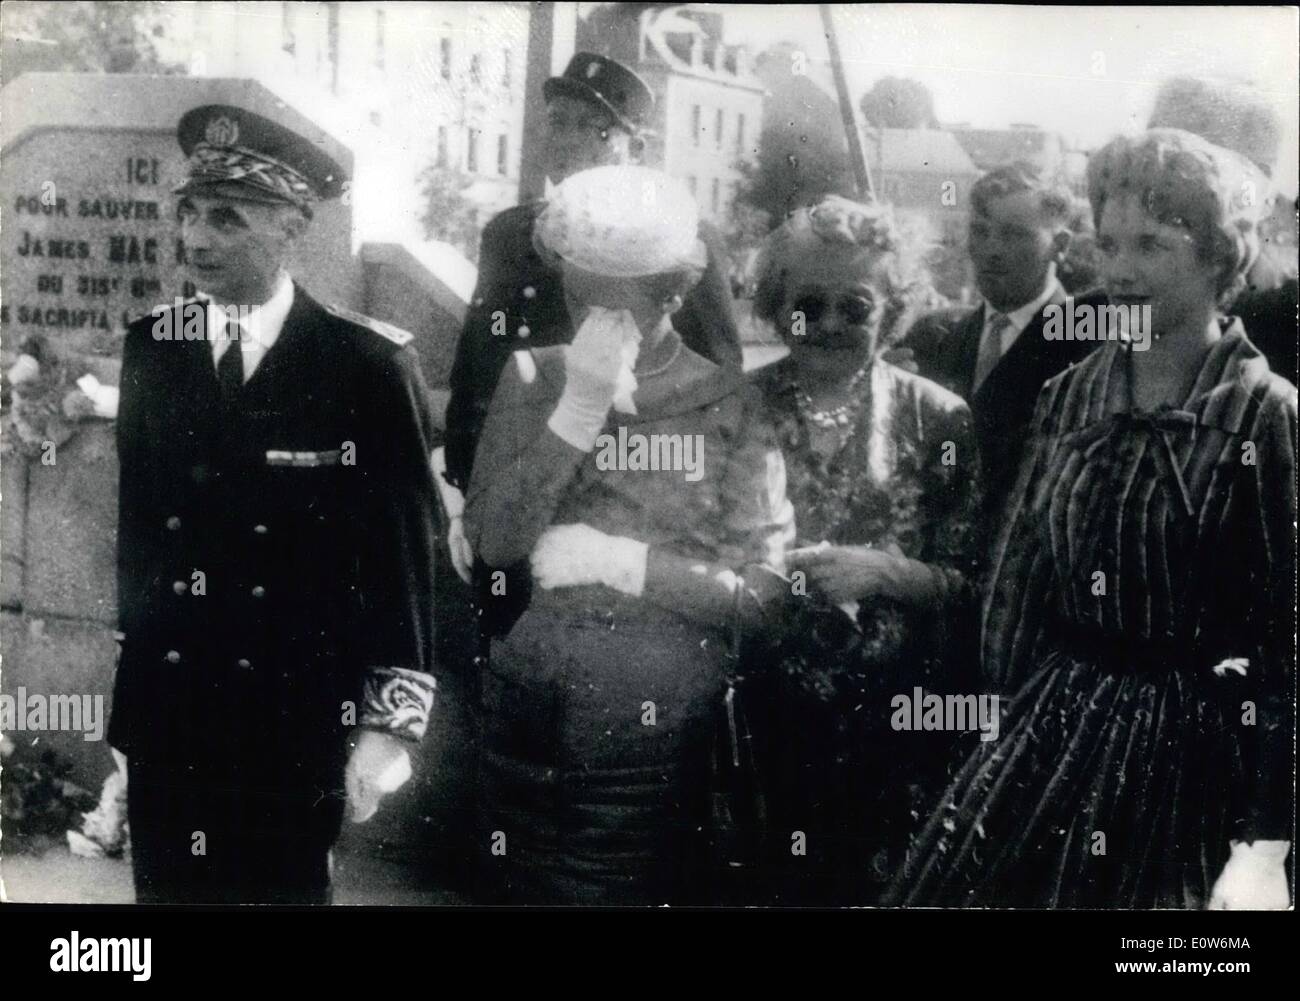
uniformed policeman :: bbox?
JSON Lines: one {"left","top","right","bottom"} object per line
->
{"left": 109, "top": 105, "right": 440, "bottom": 904}
{"left": 441, "top": 53, "right": 744, "bottom": 577}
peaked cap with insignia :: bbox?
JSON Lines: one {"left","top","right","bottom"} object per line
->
{"left": 175, "top": 104, "right": 348, "bottom": 215}
{"left": 543, "top": 52, "right": 654, "bottom": 135}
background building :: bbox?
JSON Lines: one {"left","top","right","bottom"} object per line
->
{"left": 578, "top": 4, "right": 764, "bottom": 224}
{"left": 156, "top": 2, "right": 530, "bottom": 247}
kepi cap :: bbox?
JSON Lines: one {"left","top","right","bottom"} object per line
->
{"left": 174, "top": 104, "right": 348, "bottom": 213}
{"left": 543, "top": 52, "right": 654, "bottom": 135}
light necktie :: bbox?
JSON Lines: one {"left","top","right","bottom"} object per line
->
{"left": 973, "top": 311, "right": 1013, "bottom": 394}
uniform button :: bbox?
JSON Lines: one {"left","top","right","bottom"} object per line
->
{"left": 253, "top": 524, "right": 269, "bottom": 535}
{"left": 251, "top": 585, "right": 266, "bottom": 598}
{"left": 165, "top": 650, "right": 181, "bottom": 664}
{"left": 173, "top": 580, "right": 188, "bottom": 595}
{"left": 518, "top": 325, "right": 531, "bottom": 338}
{"left": 522, "top": 285, "right": 536, "bottom": 299}
{"left": 166, "top": 516, "right": 182, "bottom": 531}
{"left": 236, "top": 658, "right": 252, "bottom": 670}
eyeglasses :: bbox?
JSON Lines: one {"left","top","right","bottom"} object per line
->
{"left": 791, "top": 292, "right": 876, "bottom": 326}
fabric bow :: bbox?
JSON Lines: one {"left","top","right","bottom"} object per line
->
{"left": 1067, "top": 408, "right": 1200, "bottom": 518}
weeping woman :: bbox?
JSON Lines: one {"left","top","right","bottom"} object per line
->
{"left": 463, "top": 165, "right": 793, "bottom": 906}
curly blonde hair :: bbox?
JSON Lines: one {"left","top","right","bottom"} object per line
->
{"left": 753, "top": 196, "right": 935, "bottom": 350}
{"left": 1086, "top": 128, "right": 1264, "bottom": 306}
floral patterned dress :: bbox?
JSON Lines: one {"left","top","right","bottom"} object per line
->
{"left": 751, "top": 358, "right": 982, "bottom": 904}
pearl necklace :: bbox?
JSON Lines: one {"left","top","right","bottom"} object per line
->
{"left": 793, "top": 367, "right": 870, "bottom": 429}
{"left": 634, "top": 331, "right": 683, "bottom": 379}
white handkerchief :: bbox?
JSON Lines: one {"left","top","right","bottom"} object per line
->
{"left": 613, "top": 336, "right": 639, "bottom": 414}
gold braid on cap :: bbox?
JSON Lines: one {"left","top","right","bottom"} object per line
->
{"left": 185, "top": 142, "right": 318, "bottom": 211}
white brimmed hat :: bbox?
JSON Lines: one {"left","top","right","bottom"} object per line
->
{"left": 536, "top": 165, "right": 706, "bottom": 278}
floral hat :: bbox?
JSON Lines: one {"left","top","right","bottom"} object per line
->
{"left": 535, "top": 165, "right": 706, "bottom": 278}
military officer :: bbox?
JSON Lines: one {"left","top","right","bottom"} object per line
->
{"left": 109, "top": 105, "right": 440, "bottom": 904}
{"left": 441, "top": 53, "right": 743, "bottom": 534}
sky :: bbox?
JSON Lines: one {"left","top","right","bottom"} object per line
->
{"left": 712, "top": 4, "right": 1298, "bottom": 196}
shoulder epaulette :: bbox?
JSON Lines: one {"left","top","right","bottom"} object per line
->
{"left": 324, "top": 303, "right": 414, "bottom": 346}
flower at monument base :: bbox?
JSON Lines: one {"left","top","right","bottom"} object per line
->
{"left": 1, "top": 335, "right": 101, "bottom": 456}
{"left": 67, "top": 750, "right": 131, "bottom": 859}
{"left": 0, "top": 740, "right": 97, "bottom": 855}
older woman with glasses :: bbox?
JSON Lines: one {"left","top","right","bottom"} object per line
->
{"left": 891, "top": 129, "right": 1295, "bottom": 909}
{"left": 748, "top": 197, "right": 982, "bottom": 904}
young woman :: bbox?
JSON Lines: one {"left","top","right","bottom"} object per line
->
{"left": 890, "top": 129, "right": 1295, "bottom": 909}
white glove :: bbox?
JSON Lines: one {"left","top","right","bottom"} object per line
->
{"left": 548, "top": 307, "right": 640, "bottom": 450}
{"left": 447, "top": 516, "right": 474, "bottom": 584}
{"left": 531, "top": 523, "right": 649, "bottom": 597}
{"left": 1207, "top": 840, "right": 1291, "bottom": 909}
{"left": 344, "top": 729, "right": 413, "bottom": 824}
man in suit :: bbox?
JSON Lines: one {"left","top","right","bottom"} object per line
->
{"left": 905, "top": 162, "right": 1104, "bottom": 521}
{"left": 109, "top": 105, "right": 440, "bottom": 904}
{"left": 441, "top": 53, "right": 742, "bottom": 537}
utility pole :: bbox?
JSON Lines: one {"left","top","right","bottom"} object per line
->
{"left": 819, "top": 3, "right": 873, "bottom": 202}
{"left": 518, "top": 2, "right": 578, "bottom": 201}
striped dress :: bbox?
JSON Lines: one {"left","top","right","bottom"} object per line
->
{"left": 891, "top": 321, "right": 1296, "bottom": 908}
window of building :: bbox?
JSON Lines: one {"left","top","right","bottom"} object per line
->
{"left": 686, "top": 175, "right": 697, "bottom": 196}
{"left": 466, "top": 129, "right": 479, "bottom": 173}
{"left": 440, "top": 38, "right": 452, "bottom": 80}
{"left": 374, "top": 10, "right": 385, "bottom": 70}
{"left": 436, "top": 125, "right": 448, "bottom": 168}
{"left": 711, "top": 178, "right": 720, "bottom": 215}
{"left": 470, "top": 53, "right": 482, "bottom": 86}
{"left": 736, "top": 113, "right": 745, "bottom": 157}
{"left": 502, "top": 48, "right": 512, "bottom": 89}
{"left": 691, "top": 105, "right": 701, "bottom": 146}
{"left": 497, "top": 134, "right": 509, "bottom": 176}
{"left": 715, "top": 108, "right": 724, "bottom": 148}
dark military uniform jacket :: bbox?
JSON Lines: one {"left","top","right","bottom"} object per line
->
{"left": 109, "top": 284, "right": 439, "bottom": 786}
{"left": 443, "top": 200, "right": 743, "bottom": 490}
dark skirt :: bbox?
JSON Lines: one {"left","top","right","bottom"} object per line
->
{"left": 475, "top": 596, "right": 730, "bottom": 906}
{"left": 886, "top": 647, "right": 1262, "bottom": 909}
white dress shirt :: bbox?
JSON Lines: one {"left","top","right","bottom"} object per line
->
{"left": 979, "top": 275, "right": 1065, "bottom": 361}
{"left": 206, "top": 273, "right": 295, "bottom": 383}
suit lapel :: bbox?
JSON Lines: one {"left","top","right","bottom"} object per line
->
{"left": 956, "top": 304, "right": 985, "bottom": 400}
{"left": 239, "top": 284, "right": 318, "bottom": 415}
{"left": 972, "top": 286, "right": 1065, "bottom": 410}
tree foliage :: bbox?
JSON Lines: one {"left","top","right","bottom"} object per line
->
{"left": 859, "top": 76, "right": 938, "bottom": 129}
{"left": 1, "top": 1, "right": 183, "bottom": 86}
{"left": 735, "top": 43, "right": 855, "bottom": 226}
{"left": 417, "top": 165, "right": 483, "bottom": 262}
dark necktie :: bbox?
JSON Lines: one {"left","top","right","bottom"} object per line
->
{"left": 217, "top": 319, "right": 244, "bottom": 399}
